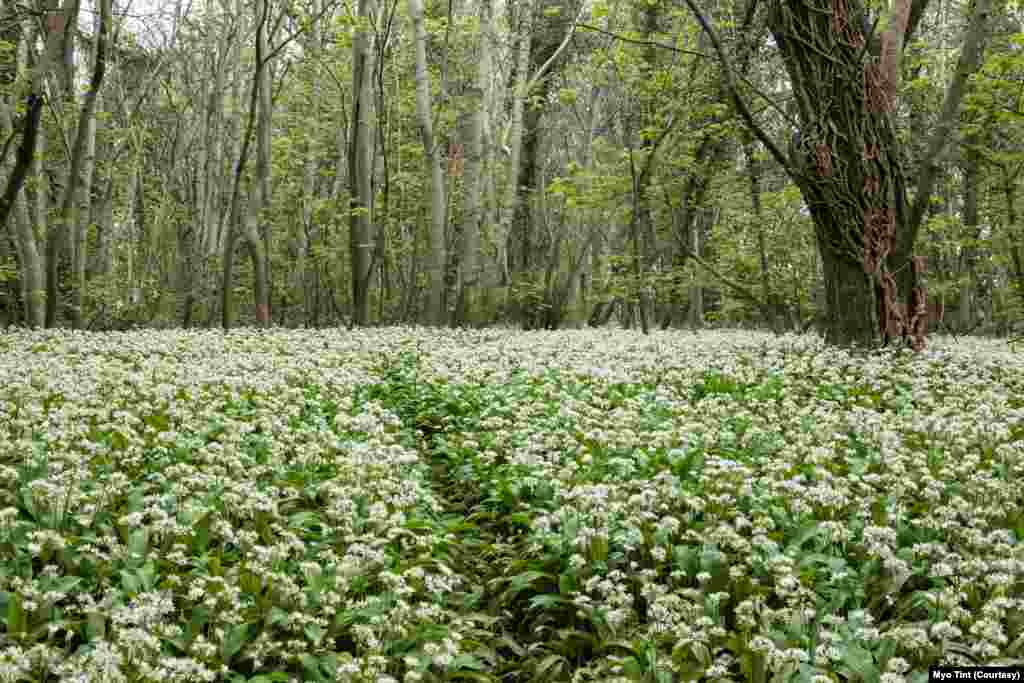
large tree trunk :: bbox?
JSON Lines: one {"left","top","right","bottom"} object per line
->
{"left": 757, "top": 0, "right": 991, "bottom": 349}
{"left": 349, "top": 0, "right": 377, "bottom": 326}
{"left": 409, "top": 0, "right": 447, "bottom": 326}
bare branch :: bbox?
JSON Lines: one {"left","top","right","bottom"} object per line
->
{"left": 577, "top": 23, "right": 708, "bottom": 58}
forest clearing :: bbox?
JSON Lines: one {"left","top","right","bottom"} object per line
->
{"left": 0, "top": 327, "right": 1022, "bottom": 681}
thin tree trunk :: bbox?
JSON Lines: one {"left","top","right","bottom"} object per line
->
{"left": 496, "top": 23, "right": 531, "bottom": 293}
{"left": 349, "top": 0, "right": 377, "bottom": 326}
{"left": 71, "top": 31, "right": 100, "bottom": 329}
{"left": 221, "top": 0, "right": 270, "bottom": 329}
{"left": 0, "top": 99, "right": 44, "bottom": 328}
{"left": 456, "top": 0, "right": 493, "bottom": 327}
{"left": 409, "top": 0, "right": 447, "bottom": 326}
{"left": 688, "top": 211, "right": 704, "bottom": 329}
{"left": 1003, "top": 175, "right": 1024, "bottom": 313}
{"left": 292, "top": 0, "right": 320, "bottom": 327}
{"left": 241, "top": 0, "right": 272, "bottom": 327}
{"left": 958, "top": 142, "right": 980, "bottom": 332}
{"left": 46, "top": 0, "right": 110, "bottom": 328}
{"left": 745, "top": 139, "right": 777, "bottom": 332}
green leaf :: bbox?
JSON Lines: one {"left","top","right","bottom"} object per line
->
{"left": 788, "top": 522, "right": 828, "bottom": 552}
{"left": 86, "top": 611, "right": 106, "bottom": 641}
{"left": 247, "top": 674, "right": 291, "bottom": 683}
{"left": 267, "top": 606, "right": 289, "bottom": 626}
{"left": 690, "top": 642, "right": 712, "bottom": 667}
{"left": 193, "top": 510, "right": 213, "bottom": 554}
{"left": 187, "top": 607, "right": 211, "bottom": 641}
{"left": 299, "top": 653, "right": 321, "bottom": 680}
{"left": 452, "top": 654, "right": 486, "bottom": 670}
{"left": 558, "top": 572, "right": 577, "bottom": 596}
{"left": 535, "top": 653, "right": 566, "bottom": 678}
{"left": 505, "top": 570, "right": 551, "bottom": 600}
{"left": 528, "top": 594, "right": 567, "bottom": 611}
{"left": 6, "top": 592, "right": 25, "bottom": 636}
{"left": 450, "top": 674, "right": 497, "bottom": 683}
{"left": 119, "top": 570, "right": 140, "bottom": 596}
{"left": 305, "top": 623, "right": 324, "bottom": 645}
{"left": 838, "top": 643, "right": 878, "bottom": 680}
{"left": 222, "top": 623, "right": 250, "bottom": 663}
{"left": 128, "top": 528, "right": 149, "bottom": 558}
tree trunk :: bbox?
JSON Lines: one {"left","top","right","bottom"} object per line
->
{"left": 455, "top": 0, "right": 493, "bottom": 327}
{"left": 496, "top": 25, "right": 531, "bottom": 295}
{"left": 0, "top": 98, "right": 45, "bottom": 328}
{"left": 240, "top": 0, "right": 272, "bottom": 327}
{"left": 745, "top": 139, "right": 778, "bottom": 332}
{"left": 1003, "top": 175, "right": 1024, "bottom": 313}
{"left": 688, "top": 210, "right": 704, "bottom": 329}
{"left": 755, "top": 0, "right": 991, "bottom": 349}
{"left": 46, "top": 0, "right": 110, "bottom": 328}
{"left": 958, "top": 142, "right": 980, "bottom": 332}
{"left": 221, "top": 0, "right": 271, "bottom": 329}
{"left": 349, "top": 0, "right": 377, "bottom": 326}
{"left": 1, "top": 0, "right": 71, "bottom": 327}
{"left": 71, "top": 57, "right": 98, "bottom": 329}
{"left": 291, "top": 0, "right": 321, "bottom": 328}
{"left": 409, "top": 0, "right": 447, "bottom": 326}
{"left": 682, "top": 0, "right": 987, "bottom": 345}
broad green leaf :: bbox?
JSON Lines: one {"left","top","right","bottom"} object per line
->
{"left": 222, "top": 623, "right": 250, "bottom": 663}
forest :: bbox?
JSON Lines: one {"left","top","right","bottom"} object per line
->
{"left": 0, "top": 0, "right": 1020, "bottom": 347}
{"left": 2, "top": 2, "right": 1024, "bottom": 681}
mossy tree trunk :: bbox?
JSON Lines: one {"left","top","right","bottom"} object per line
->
{"left": 738, "top": 0, "right": 990, "bottom": 348}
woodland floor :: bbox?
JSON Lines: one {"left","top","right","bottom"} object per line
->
{"left": 0, "top": 327, "right": 1022, "bottom": 682}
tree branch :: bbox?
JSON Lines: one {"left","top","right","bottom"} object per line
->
{"left": 526, "top": 1, "right": 588, "bottom": 92}
{"left": 577, "top": 23, "right": 708, "bottom": 58}
{"left": 899, "top": 0, "right": 992, "bottom": 257}
{"left": 683, "top": 0, "right": 793, "bottom": 175}
{"left": 679, "top": 236, "right": 773, "bottom": 316}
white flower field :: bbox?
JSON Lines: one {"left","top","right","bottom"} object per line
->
{"left": 0, "top": 328, "right": 1021, "bottom": 682}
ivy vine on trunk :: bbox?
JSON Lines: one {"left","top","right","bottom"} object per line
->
{"left": 687, "top": 0, "right": 992, "bottom": 349}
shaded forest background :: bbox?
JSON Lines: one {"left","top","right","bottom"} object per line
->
{"left": 1, "top": 0, "right": 1022, "bottom": 338}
